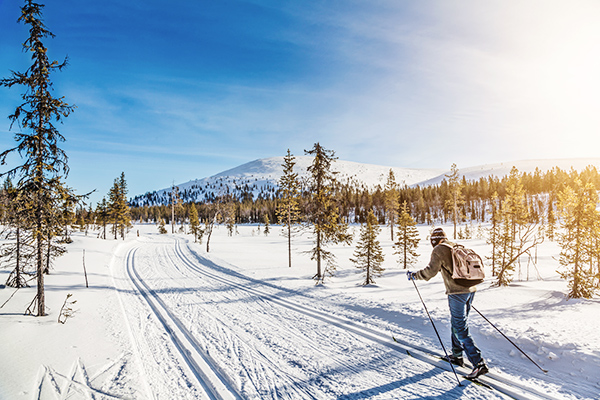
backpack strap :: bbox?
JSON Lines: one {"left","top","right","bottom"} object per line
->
{"left": 437, "top": 241, "right": 455, "bottom": 275}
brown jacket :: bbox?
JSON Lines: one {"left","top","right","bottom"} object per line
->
{"left": 414, "top": 239, "right": 477, "bottom": 295}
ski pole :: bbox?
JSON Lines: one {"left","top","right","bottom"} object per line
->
{"left": 411, "top": 279, "right": 462, "bottom": 386}
{"left": 472, "top": 305, "right": 548, "bottom": 373}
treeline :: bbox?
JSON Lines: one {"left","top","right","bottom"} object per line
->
{"left": 128, "top": 164, "right": 600, "bottom": 232}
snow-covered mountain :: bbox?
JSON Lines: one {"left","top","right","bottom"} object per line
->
{"left": 130, "top": 157, "right": 600, "bottom": 206}
{"left": 130, "top": 156, "right": 444, "bottom": 206}
{"left": 419, "top": 158, "right": 600, "bottom": 186}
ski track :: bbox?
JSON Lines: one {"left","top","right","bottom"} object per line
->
{"left": 116, "top": 235, "right": 570, "bottom": 399}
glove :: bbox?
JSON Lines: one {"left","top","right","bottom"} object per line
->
{"left": 407, "top": 271, "right": 416, "bottom": 281}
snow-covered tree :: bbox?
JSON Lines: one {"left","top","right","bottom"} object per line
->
{"left": 351, "top": 210, "right": 385, "bottom": 285}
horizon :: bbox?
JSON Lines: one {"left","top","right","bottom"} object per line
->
{"left": 1, "top": 1, "right": 599, "bottom": 205}
{"left": 132, "top": 154, "right": 600, "bottom": 204}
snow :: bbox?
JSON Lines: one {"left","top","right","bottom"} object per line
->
{"left": 1, "top": 223, "right": 599, "bottom": 399}
{"left": 419, "top": 158, "right": 600, "bottom": 186}
{"left": 135, "top": 156, "right": 445, "bottom": 206}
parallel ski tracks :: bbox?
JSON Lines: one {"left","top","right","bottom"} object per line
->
{"left": 125, "top": 246, "right": 243, "bottom": 400}
{"left": 169, "top": 239, "right": 564, "bottom": 400}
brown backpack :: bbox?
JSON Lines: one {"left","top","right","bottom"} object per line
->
{"left": 440, "top": 242, "right": 485, "bottom": 286}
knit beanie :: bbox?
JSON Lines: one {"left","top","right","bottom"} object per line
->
{"left": 430, "top": 227, "right": 447, "bottom": 247}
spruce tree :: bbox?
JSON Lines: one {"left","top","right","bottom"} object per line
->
{"left": 384, "top": 169, "right": 400, "bottom": 241}
{"left": 557, "top": 178, "right": 598, "bottom": 298}
{"left": 108, "top": 172, "right": 131, "bottom": 240}
{"left": 305, "top": 143, "right": 352, "bottom": 283}
{"left": 276, "top": 149, "right": 301, "bottom": 268}
{"left": 95, "top": 197, "right": 109, "bottom": 239}
{"left": 84, "top": 204, "right": 94, "bottom": 236}
{"left": 493, "top": 167, "right": 543, "bottom": 286}
{"left": 445, "top": 163, "right": 464, "bottom": 239}
{"left": 222, "top": 200, "right": 236, "bottom": 237}
{"left": 546, "top": 198, "right": 556, "bottom": 241}
{"left": 263, "top": 214, "right": 270, "bottom": 236}
{"left": 393, "top": 201, "right": 420, "bottom": 269}
{"left": 158, "top": 218, "right": 167, "bottom": 234}
{"left": 0, "top": 179, "right": 34, "bottom": 288}
{"left": 170, "top": 184, "right": 184, "bottom": 233}
{"left": 486, "top": 192, "right": 502, "bottom": 276}
{"left": 351, "top": 210, "right": 385, "bottom": 285}
{"left": 188, "top": 203, "right": 202, "bottom": 242}
{"left": 1, "top": 1, "right": 75, "bottom": 316}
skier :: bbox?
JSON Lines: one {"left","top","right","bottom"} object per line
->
{"left": 407, "top": 227, "right": 489, "bottom": 379}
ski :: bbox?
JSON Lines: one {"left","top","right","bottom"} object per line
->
{"left": 392, "top": 334, "right": 496, "bottom": 391}
{"left": 462, "top": 376, "right": 493, "bottom": 390}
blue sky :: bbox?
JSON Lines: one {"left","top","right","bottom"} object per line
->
{"left": 1, "top": 0, "right": 600, "bottom": 204}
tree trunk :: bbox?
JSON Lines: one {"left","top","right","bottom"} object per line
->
{"left": 36, "top": 229, "right": 45, "bottom": 316}
{"left": 316, "top": 230, "right": 322, "bottom": 280}
{"left": 288, "top": 223, "right": 292, "bottom": 268}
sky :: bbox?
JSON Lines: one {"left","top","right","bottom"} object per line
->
{"left": 1, "top": 0, "right": 600, "bottom": 205}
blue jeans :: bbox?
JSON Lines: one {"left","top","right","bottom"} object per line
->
{"left": 448, "top": 293, "right": 483, "bottom": 366}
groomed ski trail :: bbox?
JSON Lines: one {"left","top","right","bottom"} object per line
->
{"left": 114, "top": 235, "right": 533, "bottom": 399}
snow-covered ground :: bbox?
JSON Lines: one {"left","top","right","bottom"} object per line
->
{"left": 1, "top": 223, "right": 599, "bottom": 399}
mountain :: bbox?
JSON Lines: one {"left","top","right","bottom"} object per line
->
{"left": 130, "top": 157, "right": 600, "bottom": 207}
{"left": 419, "top": 158, "right": 600, "bottom": 186}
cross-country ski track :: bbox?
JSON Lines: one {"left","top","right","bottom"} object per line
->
{"left": 113, "top": 235, "right": 563, "bottom": 399}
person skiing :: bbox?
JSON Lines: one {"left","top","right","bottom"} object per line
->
{"left": 407, "top": 227, "right": 489, "bottom": 379}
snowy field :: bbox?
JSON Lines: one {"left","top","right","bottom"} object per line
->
{"left": 1, "top": 223, "right": 599, "bottom": 399}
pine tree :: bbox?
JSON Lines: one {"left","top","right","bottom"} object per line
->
{"left": 351, "top": 210, "right": 385, "bottom": 285}
{"left": 557, "top": 178, "right": 598, "bottom": 299}
{"left": 203, "top": 199, "right": 223, "bottom": 252}
{"left": 0, "top": 179, "right": 35, "bottom": 288}
{"left": 445, "top": 163, "right": 465, "bottom": 239}
{"left": 546, "top": 198, "right": 556, "bottom": 241}
{"left": 276, "top": 149, "right": 301, "bottom": 268}
{"left": 384, "top": 169, "right": 400, "bottom": 241}
{"left": 58, "top": 189, "right": 76, "bottom": 243}
{"left": 108, "top": 172, "right": 131, "bottom": 240}
{"left": 263, "top": 214, "right": 270, "bottom": 236}
{"left": 188, "top": 203, "right": 202, "bottom": 242}
{"left": 305, "top": 143, "right": 352, "bottom": 283}
{"left": 170, "top": 184, "right": 184, "bottom": 233}
{"left": 222, "top": 200, "right": 236, "bottom": 237}
{"left": 494, "top": 168, "right": 543, "bottom": 286}
{"left": 95, "top": 198, "right": 109, "bottom": 239}
{"left": 84, "top": 204, "right": 94, "bottom": 236}
{"left": 75, "top": 209, "right": 85, "bottom": 232}
{"left": 393, "top": 201, "right": 420, "bottom": 269}
{"left": 158, "top": 218, "right": 167, "bottom": 234}
{"left": 486, "top": 192, "right": 502, "bottom": 276}
{"left": 1, "top": 1, "right": 75, "bottom": 316}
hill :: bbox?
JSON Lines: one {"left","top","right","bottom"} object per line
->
{"left": 130, "top": 157, "right": 600, "bottom": 207}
